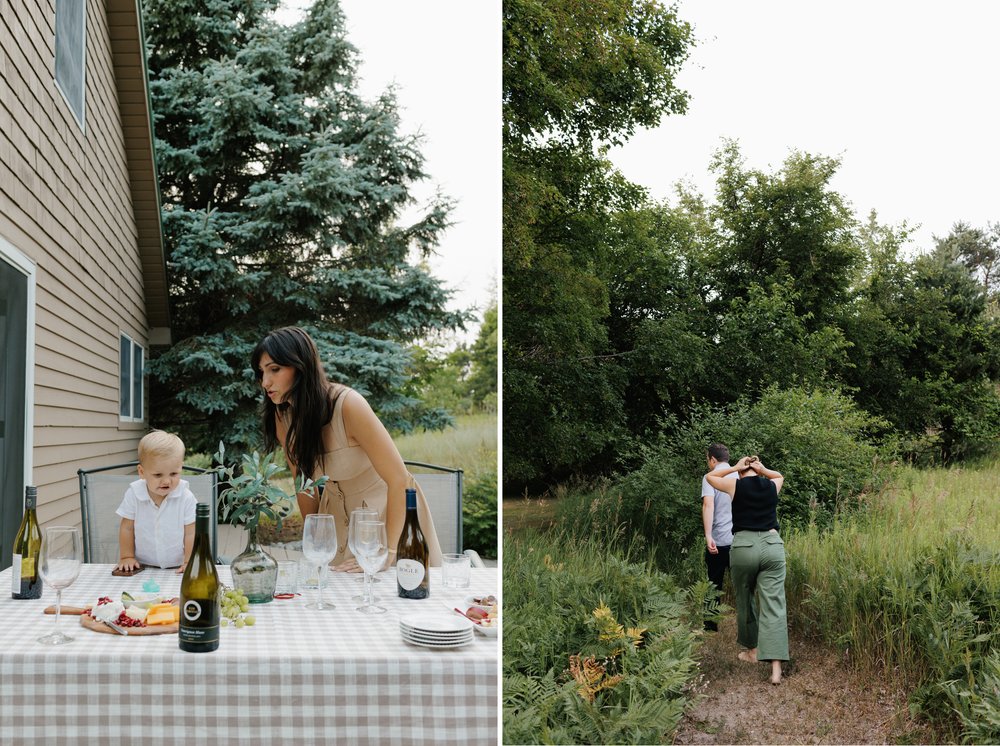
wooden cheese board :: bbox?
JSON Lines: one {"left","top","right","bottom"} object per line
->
{"left": 80, "top": 614, "right": 178, "bottom": 636}
{"left": 44, "top": 603, "right": 179, "bottom": 635}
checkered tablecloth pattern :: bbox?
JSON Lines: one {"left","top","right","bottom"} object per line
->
{"left": 0, "top": 564, "right": 498, "bottom": 745}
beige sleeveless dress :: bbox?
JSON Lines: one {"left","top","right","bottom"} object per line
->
{"left": 311, "top": 386, "right": 443, "bottom": 566}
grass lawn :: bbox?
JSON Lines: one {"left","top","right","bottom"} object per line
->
{"left": 394, "top": 412, "right": 497, "bottom": 475}
{"left": 502, "top": 496, "right": 557, "bottom": 533}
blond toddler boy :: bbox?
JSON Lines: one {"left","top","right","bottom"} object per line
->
{"left": 115, "top": 431, "right": 197, "bottom": 573}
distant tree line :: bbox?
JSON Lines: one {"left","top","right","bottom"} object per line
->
{"left": 503, "top": 0, "right": 1000, "bottom": 493}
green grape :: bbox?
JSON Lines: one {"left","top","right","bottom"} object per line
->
{"left": 216, "top": 585, "right": 255, "bottom": 630}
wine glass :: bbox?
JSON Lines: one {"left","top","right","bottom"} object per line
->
{"left": 348, "top": 508, "right": 379, "bottom": 601}
{"left": 37, "top": 526, "right": 82, "bottom": 645}
{"left": 302, "top": 514, "right": 338, "bottom": 610}
{"left": 354, "top": 520, "right": 388, "bottom": 614}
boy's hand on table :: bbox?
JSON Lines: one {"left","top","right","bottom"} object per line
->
{"left": 116, "top": 557, "right": 140, "bottom": 572}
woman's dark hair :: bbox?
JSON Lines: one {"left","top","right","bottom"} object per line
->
{"left": 251, "top": 327, "right": 338, "bottom": 479}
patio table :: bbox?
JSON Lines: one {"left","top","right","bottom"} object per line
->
{"left": 0, "top": 564, "right": 498, "bottom": 745}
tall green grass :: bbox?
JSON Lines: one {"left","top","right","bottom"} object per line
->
{"left": 785, "top": 460, "right": 1000, "bottom": 742}
{"left": 394, "top": 412, "right": 497, "bottom": 475}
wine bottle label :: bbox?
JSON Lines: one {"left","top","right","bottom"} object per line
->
{"left": 179, "top": 599, "right": 219, "bottom": 647}
{"left": 179, "top": 625, "right": 220, "bottom": 646}
{"left": 396, "top": 559, "right": 426, "bottom": 590}
{"left": 11, "top": 554, "right": 21, "bottom": 594}
{"left": 183, "top": 599, "right": 205, "bottom": 622}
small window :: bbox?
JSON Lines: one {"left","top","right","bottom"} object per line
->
{"left": 55, "top": 0, "right": 87, "bottom": 129}
{"left": 119, "top": 333, "right": 145, "bottom": 422}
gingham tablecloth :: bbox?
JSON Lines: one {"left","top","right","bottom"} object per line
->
{"left": 0, "top": 564, "right": 498, "bottom": 745}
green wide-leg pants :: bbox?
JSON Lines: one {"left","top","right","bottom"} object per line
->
{"left": 729, "top": 529, "right": 789, "bottom": 661}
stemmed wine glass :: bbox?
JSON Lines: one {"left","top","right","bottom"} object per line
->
{"left": 302, "top": 514, "right": 337, "bottom": 610}
{"left": 37, "top": 526, "right": 82, "bottom": 645}
{"left": 354, "top": 520, "right": 388, "bottom": 614}
{"left": 348, "top": 508, "right": 379, "bottom": 601}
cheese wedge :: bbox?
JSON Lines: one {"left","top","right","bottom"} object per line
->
{"left": 145, "top": 603, "right": 180, "bottom": 626}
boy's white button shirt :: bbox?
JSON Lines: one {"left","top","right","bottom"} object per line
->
{"left": 116, "top": 479, "right": 198, "bottom": 568}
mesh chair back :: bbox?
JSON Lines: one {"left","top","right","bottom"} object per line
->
{"left": 78, "top": 462, "right": 218, "bottom": 564}
{"left": 405, "top": 462, "right": 463, "bottom": 554}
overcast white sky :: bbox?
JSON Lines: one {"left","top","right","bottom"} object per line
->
{"left": 278, "top": 1, "right": 500, "bottom": 344}
{"left": 609, "top": 1, "right": 1000, "bottom": 255}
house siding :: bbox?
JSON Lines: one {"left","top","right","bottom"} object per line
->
{"left": 0, "top": 0, "right": 164, "bottom": 528}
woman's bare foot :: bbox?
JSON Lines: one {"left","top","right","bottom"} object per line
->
{"left": 738, "top": 649, "right": 758, "bottom": 663}
{"left": 770, "top": 660, "right": 782, "bottom": 685}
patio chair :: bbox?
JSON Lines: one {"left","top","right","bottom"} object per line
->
{"left": 405, "top": 461, "right": 467, "bottom": 557}
{"left": 77, "top": 462, "right": 219, "bottom": 564}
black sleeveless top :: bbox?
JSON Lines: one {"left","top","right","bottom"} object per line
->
{"left": 732, "top": 475, "right": 779, "bottom": 532}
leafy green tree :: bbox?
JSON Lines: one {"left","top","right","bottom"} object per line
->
{"left": 844, "top": 227, "right": 1000, "bottom": 461}
{"left": 466, "top": 303, "right": 498, "bottom": 411}
{"left": 504, "top": 147, "right": 641, "bottom": 486}
{"left": 142, "top": 0, "right": 465, "bottom": 452}
{"left": 934, "top": 221, "right": 1000, "bottom": 296}
{"left": 706, "top": 142, "right": 863, "bottom": 331}
{"left": 504, "top": 0, "right": 692, "bottom": 147}
{"left": 406, "top": 301, "right": 497, "bottom": 416}
{"left": 503, "top": 0, "right": 695, "bottom": 489}
{"left": 603, "top": 205, "right": 713, "bottom": 444}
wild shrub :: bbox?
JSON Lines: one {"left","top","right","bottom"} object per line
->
{"left": 463, "top": 467, "right": 498, "bottom": 559}
{"left": 941, "top": 650, "right": 1000, "bottom": 745}
{"left": 502, "top": 530, "right": 704, "bottom": 745}
{"left": 600, "top": 386, "right": 887, "bottom": 569}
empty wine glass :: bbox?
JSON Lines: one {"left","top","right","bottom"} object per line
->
{"left": 302, "top": 514, "right": 337, "bottom": 610}
{"left": 349, "top": 508, "right": 379, "bottom": 601}
{"left": 354, "top": 520, "right": 388, "bottom": 614}
{"left": 37, "top": 526, "right": 82, "bottom": 645}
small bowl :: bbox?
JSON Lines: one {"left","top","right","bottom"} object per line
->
{"left": 121, "top": 592, "right": 161, "bottom": 609}
{"left": 474, "top": 619, "right": 499, "bottom": 637}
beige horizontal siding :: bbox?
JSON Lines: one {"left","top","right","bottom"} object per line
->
{"left": 1, "top": 0, "right": 168, "bottom": 532}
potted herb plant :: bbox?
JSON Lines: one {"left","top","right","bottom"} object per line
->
{"left": 213, "top": 443, "right": 326, "bottom": 603}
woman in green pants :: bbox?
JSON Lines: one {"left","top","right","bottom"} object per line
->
{"left": 706, "top": 455, "right": 787, "bottom": 685}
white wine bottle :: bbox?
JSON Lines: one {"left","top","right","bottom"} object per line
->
{"left": 11, "top": 486, "right": 42, "bottom": 600}
{"left": 396, "top": 487, "right": 430, "bottom": 599}
{"left": 179, "top": 503, "right": 220, "bottom": 652}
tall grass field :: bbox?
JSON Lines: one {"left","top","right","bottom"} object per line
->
{"left": 395, "top": 412, "right": 497, "bottom": 475}
{"left": 785, "top": 459, "right": 1000, "bottom": 742}
{"left": 396, "top": 413, "right": 498, "bottom": 558}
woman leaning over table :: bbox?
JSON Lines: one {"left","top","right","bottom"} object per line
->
{"left": 705, "top": 455, "right": 788, "bottom": 685}
{"left": 251, "top": 326, "right": 443, "bottom": 570}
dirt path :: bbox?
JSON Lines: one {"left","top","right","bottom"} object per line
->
{"left": 672, "top": 615, "right": 936, "bottom": 745}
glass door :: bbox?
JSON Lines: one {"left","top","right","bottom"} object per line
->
{"left": 0, "top": 257, "right": 28, "bottom": 571}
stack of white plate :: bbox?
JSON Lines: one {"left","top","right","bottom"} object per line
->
{"left": 400, "top": 614, "right": 475, "bottom": 648}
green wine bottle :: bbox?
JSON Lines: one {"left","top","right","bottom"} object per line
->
{"left": 396, "top": 487, "right": 430, "bottom": 599}
{"left": 179, "top": 503, "right": 219, "bottom": 652}
{"left": 11, "top": 486, "right": 42, "bottom": 600}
